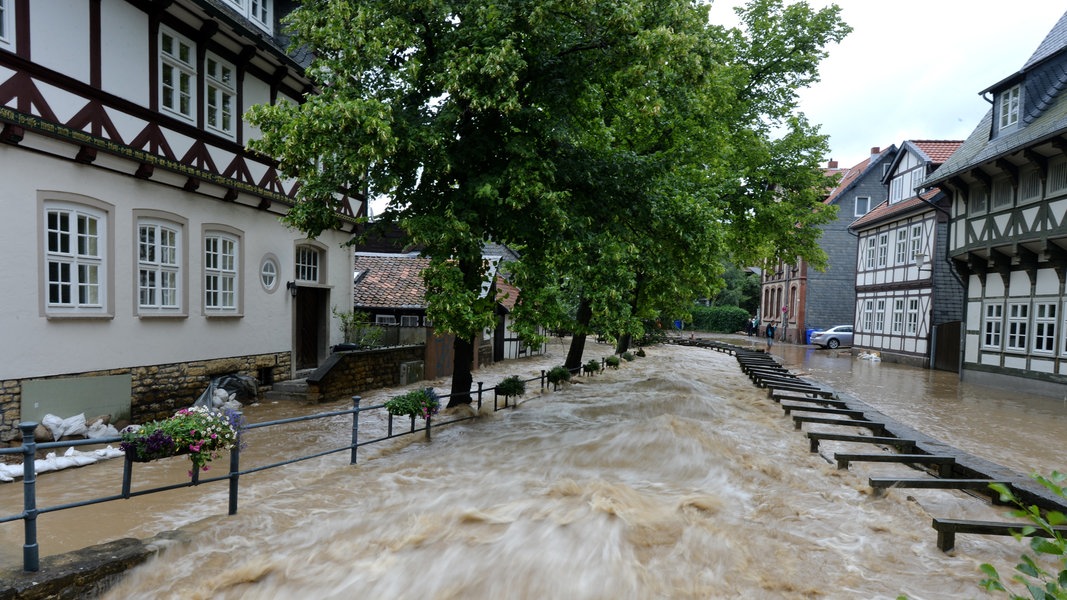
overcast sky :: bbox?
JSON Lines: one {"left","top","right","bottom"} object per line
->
{"left": 707, "top": 1, "right": 1067, "bottom": 168}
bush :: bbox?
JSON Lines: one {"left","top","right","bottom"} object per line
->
{"left": 622, "top": 351, "right": 635, "bottom": 362}
{"left": 605, "top": 355, "right": 621, "bottom": 369}
{"left": 690, "top": 305, "right": 750, "bottom": 333}
{"left": 385, "top": 388, "right": 440, "bottom": 420}
{"left": 979, "top": 472, "right": 1067, "bottom": 598}
{"left": 636, "top": 348, "right": 646, "bottom": 357}
{"left": 583, "top": 359, "right": 601, "bottom": 375}
{"left": 547, "top": 366, "right": 571, "bottom": 390}
{"left": 496, "top": 375, "right": 526, "bottom": 399}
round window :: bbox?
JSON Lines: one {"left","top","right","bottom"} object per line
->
{"left": 260, "top": 255, "right": 279, "bottom": 291}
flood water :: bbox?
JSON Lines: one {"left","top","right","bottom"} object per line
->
{"left": 3, "top": 337, "right": 1065, "bottom": 599}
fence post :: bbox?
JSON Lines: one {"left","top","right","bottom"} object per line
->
{"left": 20, "top": 422, "right": 39, "bottom": 572}
{"left": 541, "top": 369, "right": 546, "bottom": 390}
{"left": 476, "top": 382, "right": 483, "bottom": 412}
{"left": 351, "top": 396, "right": 361, "bottom": 465}
{"left": 228, "top": 443, "right": 240, "bottom": 516}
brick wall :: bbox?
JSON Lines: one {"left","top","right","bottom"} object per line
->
{"left": 306, "top": 345, "right": 426, "bottom": 404}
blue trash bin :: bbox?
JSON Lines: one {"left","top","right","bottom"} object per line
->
{"left": 805, "top": 328, "right": 815, "bottom": 344}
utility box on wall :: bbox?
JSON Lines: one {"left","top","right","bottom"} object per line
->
{"left": 399, "top": 361, "right": 424, "bottom": 385}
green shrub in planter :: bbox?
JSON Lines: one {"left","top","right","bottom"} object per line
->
{"left": 384, "top": 388, "right": 440, "bottom": 420}
{"left": 636, "top": 348, "right": 646, "bottom": 357}
{"left": 605, "top": 355, "right": 621, "bottom": 369}
{"left": 583, "top": 359, "right": 601, "bottom": 375}
{"left": 547, "top": 366, "right": 571, "bottom": 390}
{"left": 496, "top": 375, "right": 526, "bottom": 400}
{"left": 622, "top": 351, "right": 635, "bottom": 362}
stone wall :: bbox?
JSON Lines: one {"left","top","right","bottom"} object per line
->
{"left": 0, "top": 352, "right": 291, "bottom": 443}
{"left": 306, "top": 345, "right": 426, "bottom": 403}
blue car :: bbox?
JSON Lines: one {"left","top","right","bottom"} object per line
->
{"left": 810, "top": 325, "right": 853, "bottom": 349}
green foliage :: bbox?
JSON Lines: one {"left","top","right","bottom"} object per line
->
{"left": 605, "top": 355, "right": 621, "bottom": 369}
{"left": 583, "top": 359, "right": 601, "bottom": 375}
{"left": 120, "top": 406, "right": 243, "bottom": 476}
{"left": 708, "top": 263, "right": 761, "bottom": 314}
{"left": 496, "top": 375, "right": 526, "bottom": 399}
{"left": 979, "top": 472, "right": 1067, "bottom": 599}
{"left": 332, "top": 307, "right": 385, "bottom": 347}
{"left": 622, "top": 351, "right": 635, "bottom": 362}
{"left": 547, "top": 366, "right": 572, "bottom": 390}
{"left": 384, "top": 388, "right": 441, "bottom": 420}
{"left": 690, "top": 305, "right": 751, "bottom": 333}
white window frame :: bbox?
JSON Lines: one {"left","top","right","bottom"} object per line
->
{"left": 992, "top": 178, "right": 1013, "bottom": 210}
{"left": 894, "top": 229, "right": 908, "bottom": 265}
{"left": 891, "top": 299, "right": 905, "bottom": 334}
{"left": 1020, "top": 169, "right": 1042, "bottom": 204}
{"left": 905, "top": 298, "right": 919, "bottom": 336}
{"left": 375, "top": 315, "right": 397, "bottom": 325}
{"left": 260, "top": 254, "right": 279, "bottom": 292}
{"left": 159, "top": 27, "right": 196, "bottom": 122}
{"left": 44, "top": 203, "right": 107, "bottom": 315}
{"left": 204, "top": 230, "right": 240, "bottom": 314}
{"left": 205, "top": 52, "right": 237, "bottom": 139}
{"left": 0, "top": 0, "right": 14, "bottom": 52}
{"left": 970, "top": 185, "right": 989, "bottom": 215}
{"left": 1006, "top": 302, "right": 1028, "bottom": 352}
{"left": 400, "top": 315, "right": 420, "bottom": 327}
{"left": 854, "top": 196, "right": 871, "bottom": 217}
{"left": 889, "top": 177, "right": 903, "bottom": 204}
{"left": 137, "top": 219, "right": 182, "bottom": 312}
{"left": 874, "top": 299, "right": 886, "bottom": 333}
{"left": 221, "top": 0, "right": 272, "bottom": 34}
{"left": 1033, "top": 302, "right": 1056, "bottom": 354}
{"left": 877, "top": 232, "right": 889, "bottom": 268}
{"left": 983, "top": 303, "right": 1003, "bottom": 349}
{"left": 1049, "top": 158, "right": 1067, "bottom": 197}
{"left": 864, "top": 237, "right": 876, "bottom": 270}
{"left": 861, "top": 300, "right": 874, "bottom": 331}
{"left": 909, "top": 224, "right": 923, "bottom": 263}
{"left": 295, "top": 246, "right": 321, "bottom": 283}
{"left": 999, "top": 84, "right": 1020, "bottom": 130}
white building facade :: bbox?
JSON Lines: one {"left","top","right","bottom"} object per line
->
{"left": 0, "top": 1, "right": 359, "bottom": 441}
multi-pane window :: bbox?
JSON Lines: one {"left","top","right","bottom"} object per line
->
{"left": 375, "top": 315, "right": 397, "bottom": 325}
{"left": 864, "top": 237, "right": 876, "bottom": 270}
{"left": 999, "top": 85, "right": 1020, "bottom": 130}
{"left": 0, "top": 0, "right": 13, "bottom": 51}
{"left": 400, "top": 315, "right": 420, "bottom": 327}
{"left": 905, "top": 298, "right": 919, "bottom": 336}
{"left": 970, "top": 186, "right": 989, "bottom": 214}
{"left": 891, "top": 299, "right": 905, "bottom": 334}
{"left": 221, "top": 0, "right": 272, "bottom": 33}
{"left": 1006, "top": 302, "right": 1029, "bottom": 351}
{"left": 874, "top": 299, "right": 886, "bottom": 333}
{"left": 910, "top": 168, "right": 925, "bottom": 197}
{"left": 855, "top": 196, "right": 871, "bottom": 217}
{"left": 46, "top": 206, "right": 104, "bottom": 310}
{"left": 295, "top": 246, "right": 320, "bottom": 283}
{"left": 205, "top": 53, "right": 236, "bottom": 138}
{"left": 894, "top": 229, "right": 908, "bottom": 265}
{"left": 205, "top": 233, "right": 238, "bottom": 311}
{"left": 910, "top": 224, "right": 922, "bottom": 262}
{"left": 984, "top": 303, "right": 1003, "bottom": 348}
{"left": 862, "top": 300, "right": 874, "bottom": 331}
{"left": 877, "top": 233, "right": 889, "bottom": 268}
{"left": 138, "top": 221, "right": 180, "bottom": 310}
{"left": 1033, "top": 302, "right": 1057, "bottom": 354}
{"left": 260, "top": 256, "right": 278, "bottom": 290}
{"left": 160, "top": 28, "right": 195, "bottom": 120}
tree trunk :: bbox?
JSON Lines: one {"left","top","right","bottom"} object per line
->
{"left": 615, "top": 333, "right": 631, "bottom": 355}
{"left": 564, "top": 297, "right": 593, "bottom": 371}
{"left": 448, "top": 334, "right": 475, "bottom": 407}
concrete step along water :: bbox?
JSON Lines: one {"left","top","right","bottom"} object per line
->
{"left": 262, "top": 369, "right": 314, "bottom": 401}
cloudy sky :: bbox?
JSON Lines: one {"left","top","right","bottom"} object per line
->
{"left": 707, "top": 1, "right": 1067, "bottom": 168}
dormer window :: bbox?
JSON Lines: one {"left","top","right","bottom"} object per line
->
{"left": 221, "top": 0, "right": 273, "bottom": 34}
{"left": 999, "top": 85, "right": 1021, "bottom": 130}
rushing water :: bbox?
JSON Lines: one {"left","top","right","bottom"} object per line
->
{"left": 3, "top": 337, "right": 1062, "bottom": 598}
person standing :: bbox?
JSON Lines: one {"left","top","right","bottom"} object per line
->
{"left": 765, "top": 321, "right": 776, "bottom": 349}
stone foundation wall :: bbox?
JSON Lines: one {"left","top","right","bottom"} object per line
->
{"left": 0, "top": 352, "right": 291, "bottom": 443}
{"left": 307, "top": 345, "right": 425, "bottom": 403}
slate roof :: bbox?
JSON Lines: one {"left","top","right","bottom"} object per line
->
{"left": 352, "top": 253, "right": 430, "bottom": 310}
{"left": 930, "top": 10, "right": 1067, "bottom": 185}
{"left": 822, "top": 146, "right": 896, "bottom": 206}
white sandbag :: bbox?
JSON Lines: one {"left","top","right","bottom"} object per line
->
{"left": 42, "top": 413, "right": 88, "bottom": 441}
{"left": 93, "top": 445, "right": 124, "bottom": 459}
{"left": 86, "top": 419, "right": 119, "bottom": 440}
{"left": 62, "top": 446, "right": 99, "bottom": 467}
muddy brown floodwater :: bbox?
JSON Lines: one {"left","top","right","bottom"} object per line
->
{"left": 2, "top": 337, "right": 1063, "bottom": 599}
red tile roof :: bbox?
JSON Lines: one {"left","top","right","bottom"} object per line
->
{"left": 850, "top": 188, "right": 942, "bottom": 230}
{"left": 495, "top": 275, "right": 521, "bottom": 312}
{"left": 911, "top": 140, "right": 962, "bottom": 164}
{"left": 353, "top": 254, "right": 430, "bottom": 309}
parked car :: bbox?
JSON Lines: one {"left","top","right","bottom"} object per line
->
{"left": 810, "top": 326, "right": 853, "bottom": 349}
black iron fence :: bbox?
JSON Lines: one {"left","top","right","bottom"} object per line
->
{"left": 1, "top": 357, "right": 617, "bottom": 572}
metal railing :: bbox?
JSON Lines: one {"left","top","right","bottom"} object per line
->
{"left": 0, "top": 360, "right": 620, "bottom": 572}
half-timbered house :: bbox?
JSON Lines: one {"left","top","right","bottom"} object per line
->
{"left": 849, "top": 140, "right": 964, "bottom": 368}
{"left": 926, "top": 9, "right": 1067, "bottom": 395}
{"left": 0, "top": 1, "right": 360, "bottom": 441}
{"left": 760, "top": 147, "right": 896, "bottom": 343}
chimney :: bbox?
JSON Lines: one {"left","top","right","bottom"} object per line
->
{"left": 828, "top": 159, "right": 838, "bottom": 169}
{"left": 870, "top": 147, "right": 881, "bottom": 156}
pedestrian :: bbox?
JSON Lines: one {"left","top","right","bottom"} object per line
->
{"left": 751, "top": 314, "right": 760, "bottom": 337}
{"left": 765, "top": 321, "right": 776, "bottom": 349}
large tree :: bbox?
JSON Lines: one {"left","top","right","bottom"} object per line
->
{"left": 247, "top": 0, "right": 848, "bottom": 403}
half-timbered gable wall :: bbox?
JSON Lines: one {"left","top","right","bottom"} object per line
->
{"left": 0, "top": 1, "right": 358, "bottom": 441}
